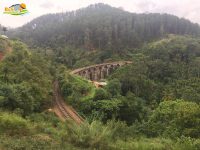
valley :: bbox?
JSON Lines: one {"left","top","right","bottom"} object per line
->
{"left": 0, "top": 3, "right": 199, "bottom": 150}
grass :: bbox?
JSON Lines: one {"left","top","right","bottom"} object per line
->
{"left": 0, "top": 111, "right": 199, "bottom": 150}
{"left": 67, "top": 74, "right": 96, "bottom": 102}
{"left": 110, "top": 138, "right": 200, "bottom": 150}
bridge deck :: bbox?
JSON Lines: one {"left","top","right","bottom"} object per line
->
{"left": 71, "top": 61, "right": 132, "bottom": 74}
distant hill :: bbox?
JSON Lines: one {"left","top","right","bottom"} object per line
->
{"left": 9, "top": 3, "right": 200, "bottom": 51}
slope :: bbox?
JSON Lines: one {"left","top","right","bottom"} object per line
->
{"left": 0, "top": 40, "right": 53, "bottom": 115}
{"left": 9, "top": 3, "right": 200, "bottom": 51}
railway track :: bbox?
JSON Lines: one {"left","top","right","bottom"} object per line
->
{"left": 53, "top": 81, "right": 84, "bottom": 124}
{"left": 53, "top": 61, "right": 131, "bottom": 123}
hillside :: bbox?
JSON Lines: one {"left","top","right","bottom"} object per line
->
{"left": 8, "top": 3, "right": 200, "bottom": 69}
{"left": 0, "top": 40, "right": 53, "bottom": 115}
{"left": 0, "top": 3, "right": 200, "bottom": 150}
{"left": 10, "top": 3, "right": 200, "bottom": 51}
{"left": 0, "top": 35, "right": 199, "bottom": 150}
{"left": 58, "top": 35, "right": 200, "bottom": 125}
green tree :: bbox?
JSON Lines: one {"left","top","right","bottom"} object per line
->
{"left": 146, "top": 100, "right": 200, "bottom": 138}
{"left": 119, "top": 92, "right": 147, "bottom": 125}
{"left": 93, "top": 88, "right": 109, "bottom": 101}
{"left": 106, "top": 79, "right": 121, "bottom": 97}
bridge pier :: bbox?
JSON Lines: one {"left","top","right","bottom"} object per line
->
{"left": 71, "top": 61, "right": 132, "bottom": 81}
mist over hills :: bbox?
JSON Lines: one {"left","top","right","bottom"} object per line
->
{"left": 0, "top": 3, "right": 200, "bottom": 149}
{"left": 9, "top": 3, "right": 200, "bottom": 51}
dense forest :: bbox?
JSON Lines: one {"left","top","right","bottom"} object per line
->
{"left": 0, "top": 39, "right": 53, "bottom": 115}
{"left": 10, "top": 4, "right": 200, "bottom": 49}
{"left": 0, "top": 3, "right": 200, "bottom": 150}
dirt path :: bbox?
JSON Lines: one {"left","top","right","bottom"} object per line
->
{"left": 53, "top": 80, "right": 84, "bottom": 124}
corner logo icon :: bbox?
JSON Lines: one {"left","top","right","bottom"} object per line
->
{"left": 4, "top": 3, "right": 28, "bottom": 15}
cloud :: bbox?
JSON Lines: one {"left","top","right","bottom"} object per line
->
{"left": 135, "top": 0, "right": 157, "bottom": 12}
{"left": 40, "top": 2, "right": 55, "bottom": 9}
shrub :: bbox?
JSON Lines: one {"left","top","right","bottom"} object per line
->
{"left": 93, "top": 88, "right": 109, "bottom": 101}
{"left": 63, "top": 120, "right": 119, "bottom": 149}
{"left": 0, "top": 112, "right": 30, "bottom": 135}
{"left": 146, "top": 100, "right": 200, "bottom": 138}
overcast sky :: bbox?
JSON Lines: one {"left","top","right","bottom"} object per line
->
{"left": 0, "top": 0, "right": 200, "bottom": 28}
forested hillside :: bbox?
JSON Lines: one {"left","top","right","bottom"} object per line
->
{"left": 0, "top": 3, "right": 200, "bottom": 150}
{"left": 0, "top": 40, "right": 53, "bottom": 115}
{"left": 1, "top": 35, "right": 200, "bottom": 150}
{"left": 58, "top": 35, "right": 200, "bottom": 126}
{"left": 9, "top": 3, "right": 200, "bottom": 69}
{"left": 54, "top": 35, "right": 200, "bottom": 149}
{"left": 10, "top": 3, "right": 200, "bottom": 51}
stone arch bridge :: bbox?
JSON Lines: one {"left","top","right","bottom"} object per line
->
{"left": 71, "top": 61, "right": 132, "bottom": 81}
{"left": 53, "top": 61, "right": 132, "bottom": 123}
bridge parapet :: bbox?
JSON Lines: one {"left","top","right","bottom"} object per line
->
{"left": 71, "top": 61, "right": 132, "bottom": 81}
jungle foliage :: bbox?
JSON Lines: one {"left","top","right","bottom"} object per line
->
{"left": 0, "top": 40, "right": 53, "bottom": 115}
{"left": 0, "top": 4, "right": 200, "bottom": 149}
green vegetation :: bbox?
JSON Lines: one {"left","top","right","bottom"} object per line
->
{"left": 57, "top": 35, "right": 200, "bottom": 149}
{"left": 0, "top": 111, "right": 199, "bottom": 150}
{"left": 146, "top": 100, "right": 200, "bottom": 138}
{"left": 0, "top": 40, "right": 53, "bottom": 115}
{"left": 0, "top": 4, "right": 200, "bottom": 149}
{"left": 11, "top": 4, "right": 200, "bottom": 50}
{"left": 0, "top": 37, "right": 10, "bottom": 54}
{"left": 58, "top": 70, "right": 95, "bottom": 101}
{"left": 0, "top": 112, "right": 30, "bottom": 135}
{"left": 9, "top": 3, "right": 200, "bottom": 68}
{"left": 0, "top": 112, "right": 78, "bottom": 150}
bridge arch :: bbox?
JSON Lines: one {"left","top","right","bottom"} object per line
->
{"left": 71, "top": 61, "right": 132, "bottom": 81}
